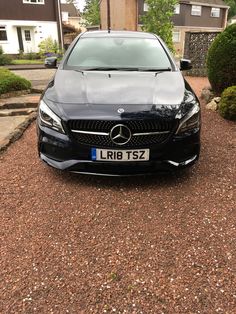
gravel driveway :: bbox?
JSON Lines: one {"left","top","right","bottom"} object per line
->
{"left": 1, "top": 77, "right": 236, "bottom": 313}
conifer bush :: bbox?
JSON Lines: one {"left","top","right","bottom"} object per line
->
{"left": 218, "top": 86, "right": 236, "bottom": 121}
{"left": 207, "top": 24, "right": 236, "bottom": 94}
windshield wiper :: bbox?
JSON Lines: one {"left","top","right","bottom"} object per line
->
{"left": 80, "top": 67, "right": 141, "bottom": 71}
{"left": 138, "top": 67, "right": 172, "bottom": 72}
{"left": 73, "top": 67, "right": 172, "bottom": 73}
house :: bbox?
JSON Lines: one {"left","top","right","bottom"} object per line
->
{"left": 61, "top": 2, "right": 86, "bottom": 32}
{"left": 228, "top": 15, "right": 236, "bottom": 24}
{"left": 100, "top": 0, "right": 138, "bottom": 31}
{"left": 0, "top": 0, "right": 63, "bottom": 54}
{"left": 100, "top": 0, "right": 229, "bottom": 55}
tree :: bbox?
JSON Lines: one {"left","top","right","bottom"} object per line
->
{"left": 83, "top": 0, "right": 100, "bottom": 26}
{"left": 141, "top": 0, "right": 177, "bottom": 52}
{"left": 224, "top": 0, "right": 236, "bottom": 20}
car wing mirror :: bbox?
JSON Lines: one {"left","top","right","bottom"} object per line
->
{"left": 180, "top": 59, "right": 192, "bottom": 71}
{"left": 45, "top": 57, "right": 58, "bottom": 69}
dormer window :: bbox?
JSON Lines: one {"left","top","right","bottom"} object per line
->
{"left": 23, "top": 0, "right": 45, "bottom": 4}
{"left": 144, "top": 3, "right": 149, "bottom": 12}
{"left": 174, "top": 4, "right": 180, "bottom": 14}
{"left": 62, "top": 12, "right": 69, "bottom": 23}
{"left": 191, "top": 5, "right": 202, "bottom": 16}
{"left": 211, "top": 7, "right": 220, "bottom": 18}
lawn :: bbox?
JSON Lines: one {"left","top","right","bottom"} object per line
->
{"left": 11, "top": 59, "right": 44, "bottom": 65}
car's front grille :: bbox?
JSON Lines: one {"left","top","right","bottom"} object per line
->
{"left": 67, "top": 119, "right": 178, "bottom": 148}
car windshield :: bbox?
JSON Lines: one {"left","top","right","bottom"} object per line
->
{"left": 66, "top": 37, "right": 172, "bottom": 71}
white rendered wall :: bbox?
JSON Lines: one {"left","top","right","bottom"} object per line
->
{"left": 0, "top": 20, "right": 59, "bottom": 54}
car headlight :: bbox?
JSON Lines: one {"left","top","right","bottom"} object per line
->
{"left": 176, "top": 103, "right": 200, "bottom": 134}
{"left": 39, "top": 100, "right": 65, "bottom": 133}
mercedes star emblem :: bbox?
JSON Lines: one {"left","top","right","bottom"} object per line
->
{"left": 117, "top": 108, "right": 125, "bottom": 114}
{"left": 110, "top": 124, "right": 131, "bottom": 145}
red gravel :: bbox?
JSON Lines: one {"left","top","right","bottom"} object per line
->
{"left": 1, "top": 77, "right": 236, "bottom": 313}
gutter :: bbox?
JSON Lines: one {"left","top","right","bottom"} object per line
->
{"left": 188, "top": 1, "right": 230, "bottom": 9}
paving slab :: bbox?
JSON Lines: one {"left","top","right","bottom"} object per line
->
{"left": 0, "top": 116, "right": 28, "bottom": 139}
{"left": 0, "top": 114, "right": 36, "bottom": 152}
{"left": 0, "top": 108, "right": 37, "bottom": 117}
{"left": 0, "top": 93, "right": 40, "bottom": 152}
{"left": 0, "top": 94, "right": 40, "bottom": 109}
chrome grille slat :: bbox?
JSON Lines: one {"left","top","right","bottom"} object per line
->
{"left": 67, "top": 119, "right": 178, "bottom": 147}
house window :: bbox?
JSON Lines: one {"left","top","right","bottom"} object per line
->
{"left": 173, "top": 30, "right": 181, "bottom": 43}
{"left": 144, "top": 2, "right": 149, "bottom": 12}
{"left": 0, "top": 26, "right": 7, "bottom": 41}
{"left": 23, "top": 0, "right": 45, "bottom": 4}
{"left": 174, "top": 4, "right": 180, "bottom": 14}
{"left": 191, "top": 5, "right": 202, "bottom": 16}
{"left": 62, "top": 11, "right": 69, "bottom": 23}
{"left": 211, "top": 7, "right": 220, "bottom": 18}
{"left": 24, "top": 30, "right": 31, "bottom": 41}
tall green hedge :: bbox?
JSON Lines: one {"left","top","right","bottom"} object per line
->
{"left": 0, "top": 68, "right": 31, "bottom": 95}
{"left": 207, "top": 24, "right": 236, "bottom": 94}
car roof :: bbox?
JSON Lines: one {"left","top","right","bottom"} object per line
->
{"left": 81, "top": 30, "right": 158, "bottom": 39}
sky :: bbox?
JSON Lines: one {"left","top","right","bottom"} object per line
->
{"left": 75, "top": 0, "right": 86, "bottom": 12}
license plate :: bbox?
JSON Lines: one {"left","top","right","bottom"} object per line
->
{"left": 91, "top": 148, "right": 150, "bottom": 162}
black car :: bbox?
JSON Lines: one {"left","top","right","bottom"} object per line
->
{"left": 37, "top": 31, "right": 201, "bottom": 176}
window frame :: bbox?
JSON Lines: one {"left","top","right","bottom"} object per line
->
{"left": 24, "top": 30, "right": 31, "bottom": 42}
{"left": 211, "top": 7, "right": 220, "bottom": 18}
{"left": 173, "top": 30, "right": 181, "bottom": 43}
{"left": 23, "top": 0, "right": 45, "bottom": 5}
{"left": 143, "top": 3, "right": 149, "bottom": 12}
{"left": 0, "top": 26, "right": 8, "bottom": 42}
{"left": 191, "top": 5, "right": 202, "bottom": 16}
{"left": 62, "top": 11, "right": 69, "bottom": 23}
{"left": 174, "top": 4, "right": 180, "bottom": 15}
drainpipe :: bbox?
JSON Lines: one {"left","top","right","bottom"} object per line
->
{"left": 107, "top": 0, "right": 111, "bottom": 32}
{"left": 57, "top": 0, "right": 64, "bottom": 50}
{"left": 224, "top": 7, "right": 229, "bottom": 28}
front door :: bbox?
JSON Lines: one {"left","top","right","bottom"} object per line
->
{"left": 21, "top": 28, "right": 34, "bottom": 53}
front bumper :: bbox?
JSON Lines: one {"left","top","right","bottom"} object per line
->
{"left": 37, "top": 125, "right": 200, "bottom": 176}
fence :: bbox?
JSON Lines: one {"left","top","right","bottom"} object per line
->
{"left": 184, "top": 32, "right": 220, "bottom": 76}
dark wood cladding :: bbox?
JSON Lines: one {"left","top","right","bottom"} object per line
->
{"left": 138, "top": 0, "right": 226, "bottom": 28}
{"left": 0, "top": 0, "right": 57, "bottom": 21}
{"left": 172, "top": 3, "right": 225, "bottom": 28}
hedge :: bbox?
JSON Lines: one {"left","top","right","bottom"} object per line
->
{"left": 218, "top": 86, "right": 236, "bottom": 121}
{"left": 207, "top": 24, "right": 236, "bottom": 94}
{"left": 0, "top": 68, "right": 31, "bottom": 95}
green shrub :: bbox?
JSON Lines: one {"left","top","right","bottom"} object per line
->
{"left": 0, "top": 46, "right": 12, "bottom": 65}
{"left": 0, "top": 68, "right": 31, "bottom": 95}
{"left": 17, "top": 51, "right": 41, "bottom": 60}
{"left": 207, "top": 24, "right": 236, "bottom": 94}
{"left": 218, "top": 86, "right": 236, "bottom": 121}
{"left": 38, "top": 37, "right": 59, "bottom": 57}
{"left": 0, "top": 54, "right": 12, "bottom": 65}
{"left": 20, "top": 52, "right": 41, "bottom": 60}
